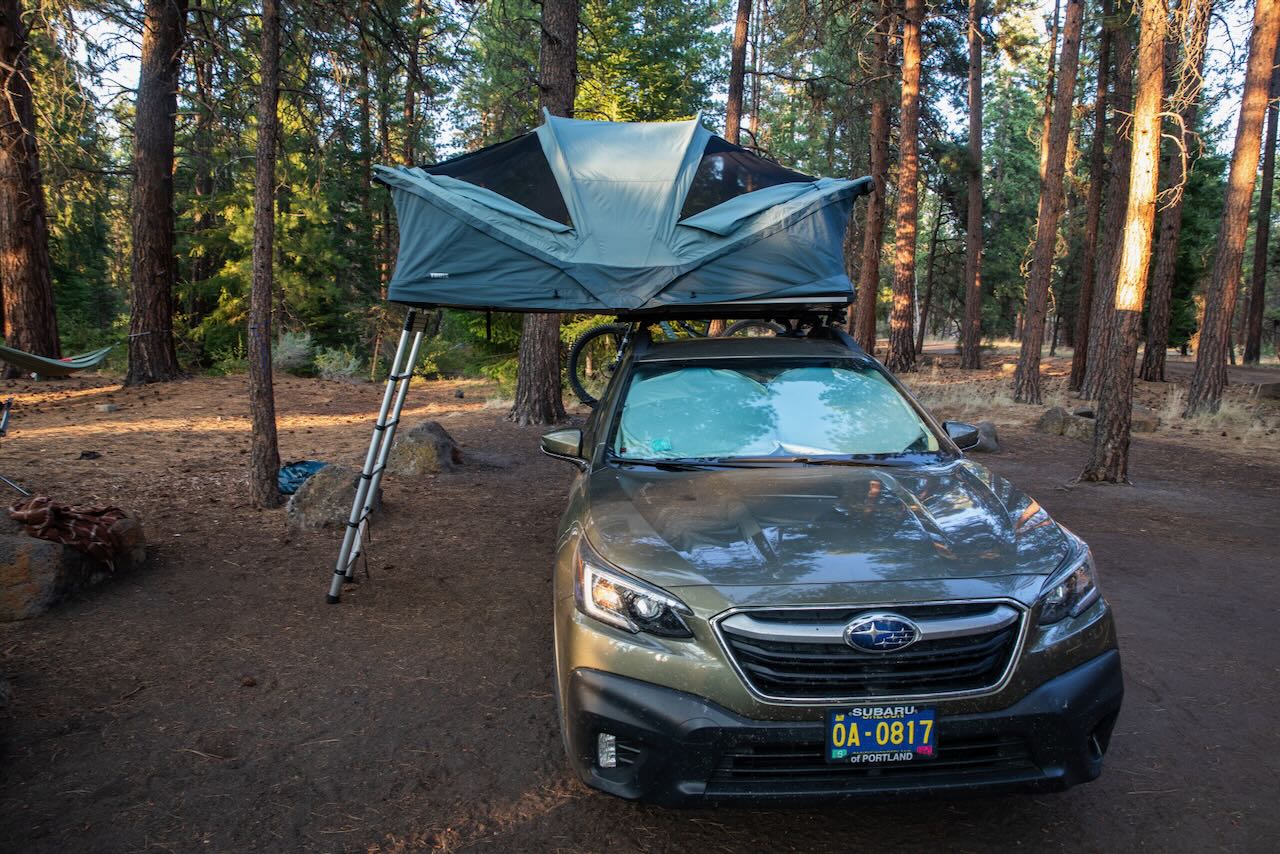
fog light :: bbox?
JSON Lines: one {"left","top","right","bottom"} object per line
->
{"left": 597, "top": 732, "right": 617, "bottom": 768}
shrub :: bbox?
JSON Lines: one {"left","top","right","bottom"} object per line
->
{"left": 208, "top": 339, "right": 248, "bottom": 376}
{"left": 479, "top": 356, "right": 519, "bottom": 397}
{"left": 273, "top": 330, "right": 315, "bottom": 374}
{"left": 314, "top": 346, "right": 363, "bottom": 381}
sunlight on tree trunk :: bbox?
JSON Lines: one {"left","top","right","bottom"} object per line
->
{"left": 1186, "top": 0, "right": 1280, "bottom": 415}
{"left": 1014, "top": 0, "right": 1084, "bottom": 403}
{"left": 1141, "top": 0, "right": 1212, "bottom": 382}
{"left": 0, "top": 0, "right": 60, "bottom": 378}
{"left": 1081, "top": 0, "right": 1166, "bottom": 483}
{"left": 510, "top": 0, "right": 577, "bottom": 426}
{"left": 960, "top": 0, "right": 985, "bottom": 370}
{"left": 248, "top": 0, "right": 283, "bottom": 509}
{"left": 1083, "top": 5, "right": 1135, "bottom": 399}
{"left": 127, "top": 0, "right": 188, "bottom": 386}
{"left": 887, "top": 0, "right": 924, "bottom": 374}
{"left": 854, "top": 0, "right": 892, "bottom": 357}
{"left": 1243, "top": 38, "right": 1280, "bottom": 365}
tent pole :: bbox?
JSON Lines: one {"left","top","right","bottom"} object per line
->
{"left": 327, "top": 310, "right": 426, "bottom": 604}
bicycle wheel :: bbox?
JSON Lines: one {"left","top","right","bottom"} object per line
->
{"left": 567, "top": 323, "right": 629, "bottom": 406}
{"left": 721, "top": 319, "right": 786, "bottom": 338}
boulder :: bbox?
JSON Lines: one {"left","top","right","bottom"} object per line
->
{"left": 1259, "top": 381, "right": 1280, "bottom": 400}
{"left": 1036, "top": 406, "right": 1069, "bottom": 435}
{"left": 0, "top": 513, "right": 144, "bottom": 622}
{"left": 1072, "top": 407, "right": 1095, "bottom": 419}
{"left": 970, "top": 421, "right": 1001, "bottom": 453}
{"left": 1062, "top": 414, "right": 1095, "bottom": 441}
{"left": 387, "top": 420, "right": 463, "bottom": 477}
{"left": 287, "top": 465, "right": 381, "bottom": 534}
{"left": 1131, "top": 403, "right": 1161, "bottom": 433}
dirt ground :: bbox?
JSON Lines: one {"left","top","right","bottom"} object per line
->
{"left": 1, "top": 356, "right": 1278, "bottom": 853}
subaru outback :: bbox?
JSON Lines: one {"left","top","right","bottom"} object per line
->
{"left": 541, "top": 324, "right": 1122, "bottom": 804}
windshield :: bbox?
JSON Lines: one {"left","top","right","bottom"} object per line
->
{"left": 611, "top": 358, "right": 941, "bottom": 462}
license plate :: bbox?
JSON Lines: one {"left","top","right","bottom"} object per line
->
{"left": 825, "top": 706, "right": 937, "bottom": 764}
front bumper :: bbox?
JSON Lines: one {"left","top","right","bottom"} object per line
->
{"left": 564, "top": 649, "right": 1123, "bottom": 805}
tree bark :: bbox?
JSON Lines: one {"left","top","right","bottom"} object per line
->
{"left": 509, "top": 0, "right": 577, "bottom": 426}
{"left": 725, "top": 0, "right": 752, "bottom": 144}
{"left": 917, "top": 188, "right": 944, "bottom": 355}
{"left": 1069, "top": 0, "right": 1114, "bottom": 390}
{"left": 1081, "top": 0, "right": 1167, "bottom": 483}
{"left": 1244, "top": 38, "right": 1280, "bottom": 365}
{"left": 0, "top": 0, "right": 60, "bottom": 377}
{"left": 960, "top": 0, "right": 985, "bottom": 369}
{"left": 853, "top": 0, "right": 892, "bottom": 356}
{"left": 127, "top": 0, "right": 188, "bottom": 385}
{"left": 1140, "top": 0, "right": 1212, "bottom": 381}
{"left": 248, "top": 0, "right": 282, "bottom": 508}
{"left": 1014, "top": 0, "right": 1085, "bottom": 403}
{"left": 1083, "top": 7, "right": 1135, "bottom": 399}
{"left": 1038, "top": 0, "right": 1062, "bottom": 182}
{"left": 886, "top": 0, "right": 925, "bottom": 374}
{"left": 1185, "top": 0, "right": 1280, "bottom": 413}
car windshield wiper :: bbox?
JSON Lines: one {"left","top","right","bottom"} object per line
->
{"left": 610, "top": 457, "right": 777, "bottom": 470}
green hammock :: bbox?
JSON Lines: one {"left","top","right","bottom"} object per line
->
{"left": 0, "top": 343, "right": 113, "bottom": 377}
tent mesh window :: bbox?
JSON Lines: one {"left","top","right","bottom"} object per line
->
{"left": 679, "top": 137, "right": 815, "bottom": 220}
{"left": 423, "top": 133, "right": 573, "bottom": 226}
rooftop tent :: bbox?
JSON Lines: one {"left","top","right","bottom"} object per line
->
{"left": 373, "top": 113, "right": 872, "bottom": 313}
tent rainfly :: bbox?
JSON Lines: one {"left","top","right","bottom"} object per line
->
{"left": 373, "top": 112, "right": 872, "bottom": 313}
{"left": 328, "top": 115, "right": 871, "bottom": 604}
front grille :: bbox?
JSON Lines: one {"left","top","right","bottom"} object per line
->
{"left": 717, "top": 602, "right": 1023, "bottom": 701}
{"left": 707, "top": 734, "right": 1038, "bottom": 795}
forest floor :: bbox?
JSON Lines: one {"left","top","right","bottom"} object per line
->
{"left": 1, "top": 348, "right": 1278, "bottom": 853}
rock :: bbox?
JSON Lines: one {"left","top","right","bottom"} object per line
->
{"left": 286, "top": 465, "right": 381, "bottom": 534}
{"left": 1062, "top": 414, "right": 1095, "bottom": 441}
{"left": 1259, "top": 381, "right": 1280, "bottom": 400}
{"left": 1036, "top": 406, "right": 1069, "bottom": 435}
{"left": 970, "top": 421, "right": 1001, "bottom": 453}
{"left": 1131, "top": 403, "right": 1161, "bottom": 433}
{"left": 386, "top": 420, "right": 463, "bottom": 477}
{"left": 95, "top": 403, "right": 119, "bottom": 413}
{"left": 454, "top": 388, "right": 465, "bottom": 399}
{"left": 1072, "top": 407, "right": 1095, "bottom": 419}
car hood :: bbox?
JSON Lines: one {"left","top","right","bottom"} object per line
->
{"left": 582, "top": 460, "right": 1070, "bottom": 590}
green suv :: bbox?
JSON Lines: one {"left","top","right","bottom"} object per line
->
{"left": 541, "top": 325, "right": 1122, "bottom": 804}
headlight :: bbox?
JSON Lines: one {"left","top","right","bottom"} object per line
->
{"left": 1037, "top": 544, "right": 1101, "bottom": 625}
{"left": 575, "top": 540, "right": 693, "bottom": 638}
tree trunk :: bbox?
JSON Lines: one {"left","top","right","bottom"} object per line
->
{"left": 853, "top": 0, "right": 891, "bottom": 356}
{"left": 187, "top": 5, "right": 217, "bottom": 323}
{"left": 1244, "top": 38, "right": 1280, "bottom": 365}
{"left": 1081, "top": 0, "right": 1168, "bottom": 483}
{"left": 960, "top": 0, "right": 985, "bottom": 369}
{"left": 0, "top": 0, "right": 60, "bottom": 378}
{"left": 886, "top": 0, "right": 924, "bottom": 374}
{"left": 510, "top": 0, "right": 577, "bottom": 426}
{"left": 1141, "top": 0, "right": 1212, "bottom": 381}
{"left": 1014, "top": 0, "right": 1085, "bottom": 404}
{"left": 248, "top": 0, "right": 282, "bottom": 508}
{"left": 917, "top": 189, "right": 943, "bottom": 355}
{"left": 1083, "top": 7, "right": 1135, "bottom": 399}
{"left": 127, "top": 0, "right": 188, "bottom": 386}
{"left": 1186, "top": 0, "right": 1280, "bottom": 414}
{"left": 1038, "top": 0, "right": 1062, "bottom": 182}
{"left": 725, "top": 0, "right": 752, "bottom": 144}
{"left": 1069, "top": 0, "right": 1114, "bottom": 390}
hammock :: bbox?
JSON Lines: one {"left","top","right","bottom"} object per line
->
{"left": 0, "top": 343, "right": 113, "bottom": 377}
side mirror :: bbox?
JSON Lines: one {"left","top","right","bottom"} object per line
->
{"left": 944, "top": 421, "right": 981, "bottom": 452}
{"left": 541, "top": 428, "right": 586, "bottom": 468}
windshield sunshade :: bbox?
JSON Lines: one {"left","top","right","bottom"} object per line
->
{"left": 614, "top": 361, "right": 939, "bottom": 460}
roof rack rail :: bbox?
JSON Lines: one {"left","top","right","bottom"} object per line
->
{"left": 615, "top": 299, "right": 852, "bottom": 325}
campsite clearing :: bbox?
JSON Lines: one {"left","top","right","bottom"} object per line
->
{"left": 1, "top": 358, "right": 1277, "bottom": 852}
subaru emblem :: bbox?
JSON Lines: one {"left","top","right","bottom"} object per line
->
{"left": 844, "top": 613, "right": 921, "bottom": 653}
